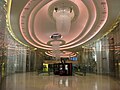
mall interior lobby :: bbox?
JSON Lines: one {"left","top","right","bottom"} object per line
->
{"left": 0, "top": 0, "right": 120, "bottom": 90}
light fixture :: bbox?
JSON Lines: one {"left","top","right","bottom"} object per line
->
{"left": 48, "top": 0, "right": 79, "bottom": 36}
{"left": 50, "top": 40, "right": 61, "bottom": 60}
{"left": 47, "top": 0, "right": 80, "bottom": 59}
{"left": 53, "top": 6, "right": 74, "bottom": 35}
{"left": 50, "top": 33, "right": 62, "bottom": 40}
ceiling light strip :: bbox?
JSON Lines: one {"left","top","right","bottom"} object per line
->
{"left": 60, "top": 0, "right": 97, "bottom": 48}
{"left": 6, "top": 0, "right": 29, "bottom": 48}
{"left": 61, "top": 0, "right": 108, "bottom": 50}
{"left": 20, "top": 0, "right": 52, "bottom": 50}
{"left": 28, "top": 1, "right": 52, "bottom": 48}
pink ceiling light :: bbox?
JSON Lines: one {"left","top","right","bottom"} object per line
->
{"left": 20, "top": 0, "right": 52, "bottom": 50}
{"left": 60, "top": 0, "right": 97, "bottom": 48}
{"left": 61, "top": 0, "right": 108, "bottom": 49}
{"left": 19, "top": 0, "right": 108, "bottom": 51}
{"left": 45, "top": 51, "right": 77, "bottom": 58}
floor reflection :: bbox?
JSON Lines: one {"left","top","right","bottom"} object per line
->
{"left": 0, "top": 72, "right": 120, "bottom": 90}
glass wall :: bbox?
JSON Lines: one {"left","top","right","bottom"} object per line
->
{"left": 4, "top": 31, "right": 27, "bottom": 75}
{"left": 81, "top": 18, "right": 120, "bottom": 79}
{"left": 93, "top": 37, "right": 110, "bottom": 74}
{"left": 0, "top": 0, "right": 7, "bottom": 83}
{"left": 77, "top": 46, "right": 96, "bottom": 73}
{"left": 108, "top": 21, "right": 120, "bottom": 78}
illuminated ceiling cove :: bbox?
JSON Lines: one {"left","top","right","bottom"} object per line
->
{"left": 8, "top": 0, "right": 120, "bottom": 51}
{"left": 19, "top": 0, "right": 108, "bottom": 50}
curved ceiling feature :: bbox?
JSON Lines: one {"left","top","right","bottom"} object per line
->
{"left": 45, "top": 51, "right": 77, "bottom": 58}
{"left": 19, "top": 0, "right": 108, "bottom": 50}
{"left": 8, "top": 0, "right": 120, "bottom": 51}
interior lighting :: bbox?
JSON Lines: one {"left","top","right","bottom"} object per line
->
{"left": 53, "top": 7, "right": 74, "bottom": 35}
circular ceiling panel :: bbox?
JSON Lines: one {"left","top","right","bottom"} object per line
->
{"left": 19, "top": 0, "right": 108, "bottom": 50}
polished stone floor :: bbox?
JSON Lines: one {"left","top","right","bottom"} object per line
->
{"left": 0, "top": 72, "right": 120, "bottom": 90}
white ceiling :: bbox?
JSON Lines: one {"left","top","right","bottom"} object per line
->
{"left": 9, "top": 0, "right": 120, "bottom": 52}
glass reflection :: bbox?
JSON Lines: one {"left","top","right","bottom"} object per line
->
{"left": 0, "top": 73, "right": 120, "bottom": 90}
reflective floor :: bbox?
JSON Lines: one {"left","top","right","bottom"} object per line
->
{"left": 0, "top": 72, "right": 120, "bottom": 90}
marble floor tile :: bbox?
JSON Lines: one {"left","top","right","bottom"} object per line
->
{"left": 0, "top": 72, "right": 120, "bottom": 90}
